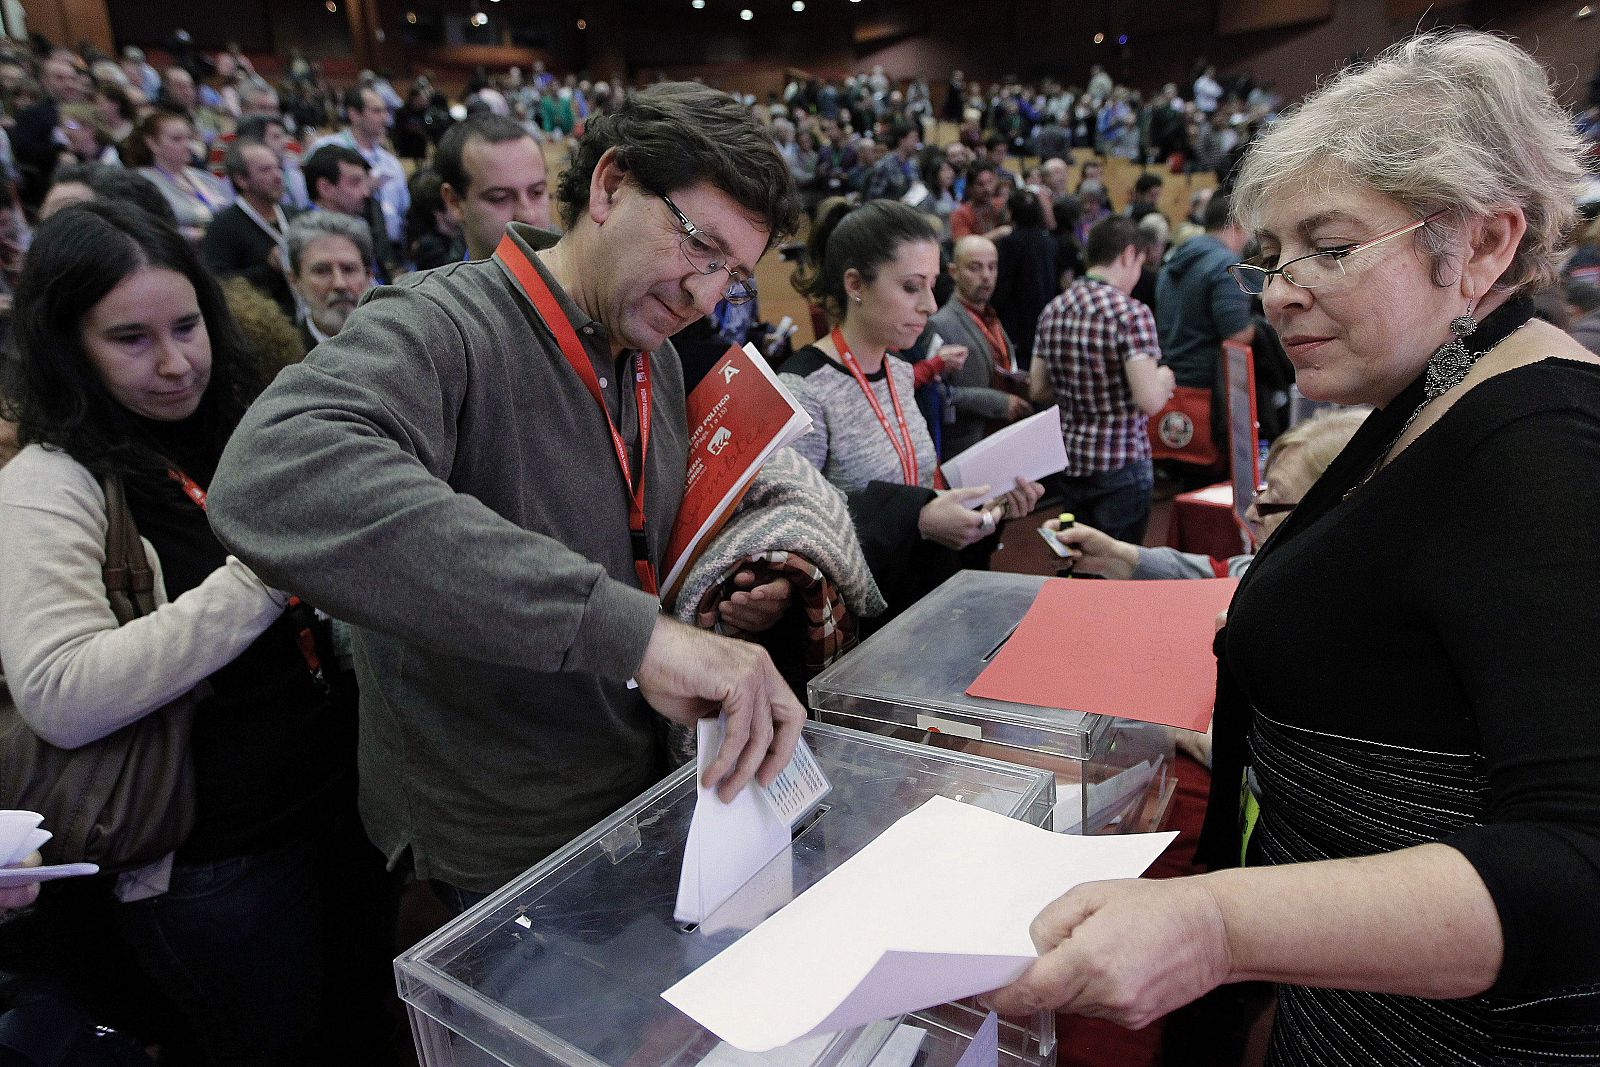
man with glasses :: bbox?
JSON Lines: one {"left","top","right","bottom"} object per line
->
{"left": 208, "top": 83, "right": 807, "bottom": 913}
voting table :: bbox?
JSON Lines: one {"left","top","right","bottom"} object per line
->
{"left": 1165, "top": 482, "right": 1250, "bottom": 563}
{"left": 808, "top": 571, "right": 1175, "bottom": 836}
{"left": 398, "top": 721, "right": 1060, "bottom": 1067}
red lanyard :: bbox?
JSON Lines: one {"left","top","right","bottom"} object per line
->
{"left": 495, "top": 235, "right": 657, "bottom": 594}
{"left": 961, "top": 301, "right": 1013, "bottom": 371}
{"left": 165, "top": 468, "right": 325, "bottom": 679}
{"left": 832, "top": 327, "right": 919, "bottom": 486}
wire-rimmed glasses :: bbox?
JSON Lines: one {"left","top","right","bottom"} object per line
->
{"left": 1228, "top": 210, "right": 1446, "bottom": 297}
{"left": 658, "top": 193, "right": 758, "bottom": 306}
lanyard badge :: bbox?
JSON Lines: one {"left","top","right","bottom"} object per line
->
{"left": 496, "top": 235, "right": 659, "bottom": 595}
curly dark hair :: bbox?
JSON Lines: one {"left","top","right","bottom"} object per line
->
{"left": 1, "top": 200, "right": 263, "bottom": 481}
{"left": 555, "top": 81, "right": 801, "bottom": 246}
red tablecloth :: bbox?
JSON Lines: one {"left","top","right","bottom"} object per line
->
{"left": 1166, "top": 483, "right": 1248, "bottom": 561}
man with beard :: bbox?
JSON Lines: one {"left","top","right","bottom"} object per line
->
{"left": 286, "top": 212, "right": 373, "bottom": 350}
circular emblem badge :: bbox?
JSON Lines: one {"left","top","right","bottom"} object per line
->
{"left": 1158, "top": 410, "right": 1195, "bottom": 449}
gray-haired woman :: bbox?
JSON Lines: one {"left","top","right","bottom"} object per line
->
{"left": 990, "top": 31, "right": 1600, "bottom": 1064}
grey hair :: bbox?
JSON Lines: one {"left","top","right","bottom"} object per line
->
{"left": 1232, "top": 30, "right": 1586, "bottom": 293}
{"left": 1137, "top": 211, "right": 1170, "bottom": 246}
{"left": 286, "top": 212, "right": 372, "bottom": 275}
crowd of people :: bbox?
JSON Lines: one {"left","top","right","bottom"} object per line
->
{"left": 0, "top": 23, "right": 1597, "bottom": 1067}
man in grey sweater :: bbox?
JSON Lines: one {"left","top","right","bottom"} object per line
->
{"left": 209, "top": 84, "right": 806, "bottom": 907}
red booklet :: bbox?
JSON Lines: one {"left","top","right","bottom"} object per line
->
{"left": 661, "top": 343, "right": 813, "bottom": 606}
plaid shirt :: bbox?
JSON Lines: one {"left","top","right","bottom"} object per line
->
{"left": 1035, "top": 277, "right": 1162, "bottom": 476}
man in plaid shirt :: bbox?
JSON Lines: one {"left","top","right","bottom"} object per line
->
{"left": 1028, "top": 215, "right": 1176, "bottom": 542}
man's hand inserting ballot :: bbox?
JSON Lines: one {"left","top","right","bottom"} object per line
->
{"left": 637, "top": 616, "right": 806, "bottom": 801}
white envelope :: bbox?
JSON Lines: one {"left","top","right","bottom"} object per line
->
{"left": 674, "top": 718, "right": 793, "bottom": 926}
{"left": 942, "top": 406, "right": 1068, "bottom": 507}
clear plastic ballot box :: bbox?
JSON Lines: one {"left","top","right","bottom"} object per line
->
{"left": 808, "top": 571, "right": 1175, "bottom": 835}
{"left": 397, "top": 721, "right": 1060, "bottom": 1067}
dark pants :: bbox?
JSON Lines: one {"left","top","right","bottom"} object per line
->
{"left": 429, "top": 879, "right": 491, "bottom": 918}
{"left": 1, "top": 811, "right": 401, "bottom": 1067}
{"left": 117, "top": 837, "right": 324, "bottom": 1065}
{"left": 116, "top": 812, "right": 402, "bottom": 1066}
{"left": 1056, "top": 458, "right": 1155, "bottom": 545}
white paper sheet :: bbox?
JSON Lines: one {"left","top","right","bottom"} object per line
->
{"left": 662, "top": 795, "right": 1176, "bottom": 1051}
{"left": 674, "top": 719, "right": 794, "bottom": 926}
{"left": 0, "top": 861, "right": 99, "bottom": 887}
{"left": 0, "top": 810, "right": 98, "bottom": 885}
{"left": 941, "top": 407, "right": 1068, "bottom": 507}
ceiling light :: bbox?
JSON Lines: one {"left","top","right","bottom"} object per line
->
{"left": 1093, "top": 32, "right": 1105, "bottom": 44}
{"left": 577, "top": 17, "right": 587, "bottom": 28}
{"left": 792, "top": 0, "right": 805, "bottom": 9}
{"left": 324, "top": 0, "right": 337, "bottom": 11}
{"left": 740, "top": 7, "right": 753, "bottom": 19}
{"left": 692, "top": 0, "right": 705, "bottom": 7}
{"left": 405, "top": 10, "right": 416, "bottom": 22}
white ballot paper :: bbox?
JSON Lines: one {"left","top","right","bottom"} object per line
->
{"left": 662, "top": 795, "right": 1175, "bottom": 1051}
{"left": 941, "top": 407, "right": 1068, "bottom": 508}
{"left": 0, "top": 810, "right": 99, "bottom": 886}
{"left": 675, "top": 719, "right": 831, "bottom": 926}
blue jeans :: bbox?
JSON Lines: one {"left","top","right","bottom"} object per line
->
{"left": 116, "top": 838, "right": 323, "bottom": 1066}
{"left": 1056, "top": 459, "right": 1155, "bottom": 545}
{"left": 113, "top": 816, "right": 401, "bottom": 1066}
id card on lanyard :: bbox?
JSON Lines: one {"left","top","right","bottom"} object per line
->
{"left": 495, "top": 234, "right": 659, "bottom": 595}
{"left": 831, "top": 326, "right": 919, "bottom": 487}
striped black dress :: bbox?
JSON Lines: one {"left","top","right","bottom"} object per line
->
{"left": 1216, "top": 344, "right": 1600, "bottom": 1065}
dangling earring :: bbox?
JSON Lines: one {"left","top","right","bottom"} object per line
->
{"left": 1424, "top": 300, "right": 1479, "bottom": 400}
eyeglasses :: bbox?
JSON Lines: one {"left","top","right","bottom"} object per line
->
{"left": 658, "top": 193, "right": 758, "bottom": 306}
{"left": 1227, "top": 210, "right": 1446, "bottom": 297}
{"left": 1250, "top": 483, "right": 1298, "bottom": 518}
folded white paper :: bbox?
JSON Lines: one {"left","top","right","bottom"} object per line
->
{"left": 0, "top": 810, "right": 99, "bottom": 885}
{"left": 663, "top": 795, "right": 1175, "bottom": 1051}
{"left": 942, "top": 407, "right": 1068, "bottom": 508}
{"left": 0, "top": 861, "right": 99, "bottom": 888}
{"left": 675, "top": 719, "right": 829, "bottom": 926}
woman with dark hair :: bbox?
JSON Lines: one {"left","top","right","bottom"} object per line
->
{"left": 127, "top": 105, "right": 232, "bottom": 243}
{"left": 406, "top": 167, "right": 465, "bottom": 270}
{"left": 907, "top": 151, "right": 960, "bottom": 239}
{"left": 0, "top": 200, "right": 387, "bottom": 1064}
{"left": 785, "top": 199, "right": 1041, "bottom": 623}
